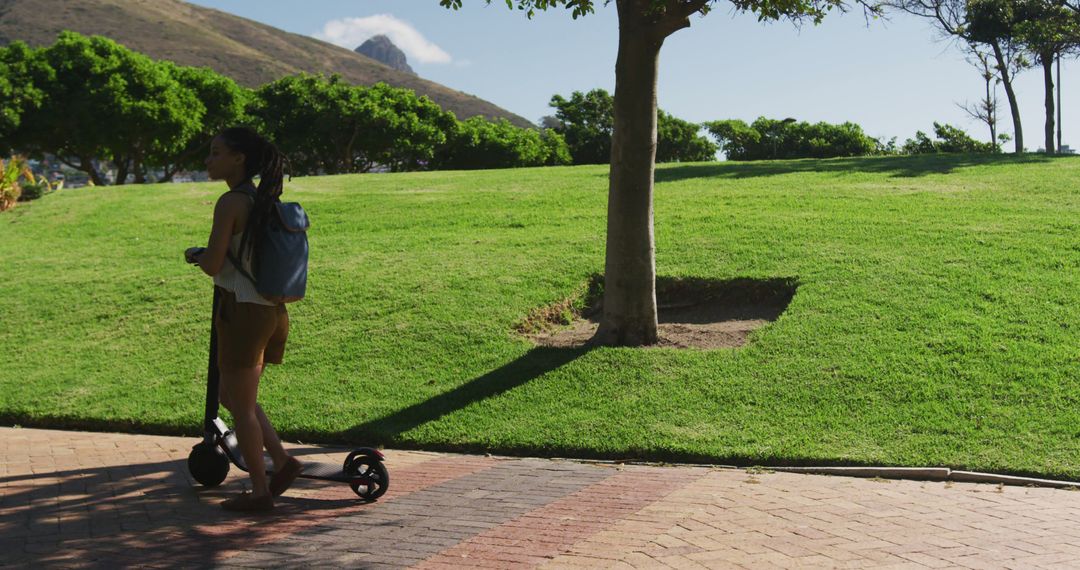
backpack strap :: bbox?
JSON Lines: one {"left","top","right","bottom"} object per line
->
{"left": 226, "top": 249, "right": 257, "bottom": 286}
{"left": 227, "top": 182, "right": 257, "bottom": 201}
{"left": 224, "top": 183, "right": 258, "bottom": 285}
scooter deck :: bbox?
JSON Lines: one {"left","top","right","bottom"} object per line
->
{"left": 295, "top": 461, "right": 350, "bottom": 482}
{"left": 214, "top": 424, "right": 354, "bottom": 481}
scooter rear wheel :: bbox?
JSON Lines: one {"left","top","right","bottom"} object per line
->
{"left": 346, "top": 457, "right": 389, "bottom": 500}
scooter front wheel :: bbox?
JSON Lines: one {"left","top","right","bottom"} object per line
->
{"left": 188, "top": 441, "right": 230, "bottom": 487}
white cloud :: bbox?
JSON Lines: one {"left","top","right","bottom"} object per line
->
{"left": 314, "top": 14, "right": 452, "bottom": 65}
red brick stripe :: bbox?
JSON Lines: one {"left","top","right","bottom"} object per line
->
{"left": 416, "top": 465, "right": 705, "bottom": 568}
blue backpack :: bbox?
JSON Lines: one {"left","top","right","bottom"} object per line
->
{"left": 229, "top": 189, "right": 309, "bottom": 304}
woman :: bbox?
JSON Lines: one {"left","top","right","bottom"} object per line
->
{"left": 185, "top": 127, "right": 301, "bottom": 512}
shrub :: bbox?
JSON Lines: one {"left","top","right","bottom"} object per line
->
{"left": 901, "top": 123, "right": 998, "bottom": 154}
{"left": 705, "top": 117, "right": 877, "bottom": 161}
{"left": 657, "top": 110, "right": 719, "bottom": 162}
{"left": 17, "top": 182, "right": 46, "bottom": 201}
{"left": 0, "top": 155, "right": 31, "bottom": 212}
{"left": 434, "top": 117, "right": 572, "bottom": 170}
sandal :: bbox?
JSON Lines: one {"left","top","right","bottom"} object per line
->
{"left": 270, "top": 457, "right": 302, "bottom": 497}
{"left": 221, "top": 491, "right": 274, "bottom": 512}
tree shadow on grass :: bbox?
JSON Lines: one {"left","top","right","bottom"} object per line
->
{"left": 654, "top": 153, "right": 1062, "bottom": 184}
{"left": 333, "top": 346, "right": 591, "bottom": 450}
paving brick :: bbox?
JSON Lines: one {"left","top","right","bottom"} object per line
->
{"left": 6, "top": 427, "right": 1080, "bottom": 569}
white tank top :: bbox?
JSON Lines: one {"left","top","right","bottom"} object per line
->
{"left": 212, "top": 206, "right": 276, "bottom": 306}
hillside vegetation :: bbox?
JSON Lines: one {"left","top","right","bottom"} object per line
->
{"left": 2, "top": 154, "right": 1079, "bottom": 478}
{"left": 0, "top": 0, "right": 531, "bottom": 127}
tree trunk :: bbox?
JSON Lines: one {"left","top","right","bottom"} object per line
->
{"left": 61, "top": 155, "right": 105, "bottom": 186}
{"left": 991, "top": 40, "right": 1023, "bottom": 153}
{"left": 592, "top": 4, "right": 663, "bottom": 347}
{"left": 160, "top": 164, "right": 177, "bottom": 183}
{"left": 344, "top": 124, "right": 360, "bottom": 173}
{"left": 133, "top": 151, "right": 146, "bottom": 184}
{"left": 983, "top": 61, "right": 996, "bottom": 144}
{"left": 114, "top": 157, "right": 130, "bottom": 186}
{"left": 1042, "top": 53, "right": 1055, "bottom": 154}
{"left": 1057, "top": 55, "right": 1062, "bottom": 152}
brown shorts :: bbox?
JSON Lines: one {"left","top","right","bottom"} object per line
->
{"left": 215, "top": 287, "right": 289, "bottom": 371}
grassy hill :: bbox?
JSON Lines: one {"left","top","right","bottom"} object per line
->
{"left": 0, "top": 0, "right": 533, "bottom": 127}
{"left": 3, "top": 154, "right": 1080, "bottom": 479}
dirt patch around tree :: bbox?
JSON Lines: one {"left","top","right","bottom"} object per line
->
{"left": 518, "top": 276, "right": 798, "bottom": 349}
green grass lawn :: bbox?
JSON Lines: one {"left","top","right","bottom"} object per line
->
{"left": 3, "top": 153, "right": 1079, "bottom": 478}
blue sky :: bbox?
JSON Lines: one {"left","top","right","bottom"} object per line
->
{"left": 190, "top": 0, "right": 1077, "bottom": 149}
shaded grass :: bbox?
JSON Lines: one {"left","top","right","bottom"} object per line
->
{"left": 3, "top": 153, "right": 1080, "bottom": 478}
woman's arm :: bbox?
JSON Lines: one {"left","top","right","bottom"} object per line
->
{"left": 196, "top": 193, "right": 247, "bottom": 277}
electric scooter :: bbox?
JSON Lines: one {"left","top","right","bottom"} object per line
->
{"left": 187, "top": 285, "right": 388, "bottom": 501}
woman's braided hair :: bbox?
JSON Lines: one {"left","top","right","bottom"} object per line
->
{"left": 217, "top": 127, "right": 288, "bottom": 264}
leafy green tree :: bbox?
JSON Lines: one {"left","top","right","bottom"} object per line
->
{"left": 435, "top": 116, "right": 572, "bottom": 169}
{"left": 890, "top": 0, "right": 1028, "bottom": 153}
{"left": 703, "top": 119, "right": 761, "bottom": 159}
{"left": 250, "top": 73, "right": 357, "bottom": 175}
{"left": 156, "top": 63, "right": 251, "bottom": 181}
{"left": 357, "top": 82, "right": 457, "bottom": 172}
{"left": 657, "top": 110, "right": 719, "bottom": 162}
{"left": 441, "top": 1, "right": 871, "bottom": 346}
{"left": 252, "top": 75, "right": 455, "bottom": 174}
{"left": 541, "top": 128, "right": 574, "bottom": 165}
{"left": 1011, "top": 0, "right": 1080, "bottom": 153}
{"left": 549, "top": 89, "right": 615, "bottom": 164}
{"left": 548, "top": 88, "right": 716, "bottom": 164}
{"left": 0, "top": 42, "right": 53, "bottom": 155}
{"left": 15, "top": 32, "right": 201, "bottom": 185}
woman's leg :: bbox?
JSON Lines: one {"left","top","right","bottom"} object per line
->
{"left": 221, "top": 366, "right": 270, "bottom": 497}
{"left": 221, "top": 366, "right": 290, "bottom": 468}
{"left": 254, "top": 364, "right": 292, "bottom": 468}
{"left": 255, "top": 404, "right": 291, "bottom": 467}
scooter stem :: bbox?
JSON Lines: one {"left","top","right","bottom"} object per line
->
{"left": 204, "top": 286, "right": 222, "bottom": 441}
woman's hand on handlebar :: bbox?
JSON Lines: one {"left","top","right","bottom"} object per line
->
{"left": 185, "top": 247, "right": 206, "bottom": 264}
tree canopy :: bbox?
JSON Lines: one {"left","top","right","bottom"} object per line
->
{"left": 0, "top": 42, "right": 51, "bottom": 154}
{"left": 0, "top": 31, "right": 582, "bottom": 182}
{"left": 439, "top": 0, "right": 858, "bottom": 24}
{"left": 159, "top": 63, "right": 249, "bottom": 180}
{"left": 546, "top": 88, "right": 717, "bottom": 164}
{"left": 6, "top": 32, "right": 203, "bottom": 184}
{"left": 548, "top": 89, "right": 614, "bottom": 165}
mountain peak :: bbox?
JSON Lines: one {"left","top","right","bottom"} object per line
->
{"left": 355, "top": 35, "right": 415, "bottom": 76}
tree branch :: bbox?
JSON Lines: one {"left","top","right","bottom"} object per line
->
{"left": 653, "top": 0, "right": 709, "bottom": 38}
{"left": 883, "top": 0, "right": 967, "bottom": 38}
{"left": 56, "top": 155, "right": 83, "bottom": 171}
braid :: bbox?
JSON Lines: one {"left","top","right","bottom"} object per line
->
{"left": 218, "top": 127, "right": 289, "bottom": 265}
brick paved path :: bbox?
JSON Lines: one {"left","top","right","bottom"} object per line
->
{"left": 3, "top": 427, "right": 1080, "bottom": 569}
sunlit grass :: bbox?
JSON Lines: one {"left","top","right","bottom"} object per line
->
{"left": 2, "top": 153, "right": 1079, "bottom": 478}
